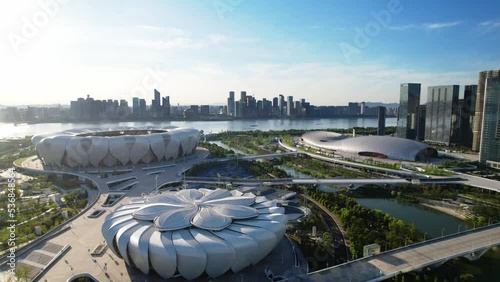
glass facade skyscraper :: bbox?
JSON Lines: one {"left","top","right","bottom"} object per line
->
{"left": 424, "top": 85, "right": 460, "bottom": 145}
{"left": 472, "top": 70, "right": 500, "bottom": 151}
{"left": 479, "top": 77, "right": 500, "bottom": 166}
{"left": 396, "top": 83, "right": 421, "bottom": 139}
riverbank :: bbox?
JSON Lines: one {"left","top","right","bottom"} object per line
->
{"left": 420, "top": 202, "right": 467, "bottom": 220}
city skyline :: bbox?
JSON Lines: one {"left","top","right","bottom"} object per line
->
{"left": 2, "top": 0, "right": 500, "bottom": 106}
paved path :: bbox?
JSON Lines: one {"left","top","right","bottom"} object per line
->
{"left": 308, "top": 224, "right": 500, "bottom": 282}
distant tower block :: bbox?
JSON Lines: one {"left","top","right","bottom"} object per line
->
{"left": 377, "top": 106, "right": 386, "bottom": 136}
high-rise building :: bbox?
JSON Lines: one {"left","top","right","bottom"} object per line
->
{"left": 234, "top": 101, "right": 241, "bottom": 117}
{"left": 287, "top": 96, "right": 294, "bottom": 116}
{"left": 472, "top": 70, "right": 500, "bottom": 151}
{"left": 240, "top": 91, "right": 246, "bottom": 103}
{"left": 396, "top": 83, "right": 421, "bottom": 139}
{"left": 153, "top": 89, "right": 161, "bottom": 110}
{"left": 460, "top": 85, "right": 477, "bottom": 148}
{"left": 424, "top": 85, "right": 460, "bottom": 145}
{"left": 132, "top": 97, "right": 139, "bottom": 114}
{"left": 348, "top": 102, "right": 360, "bottom": 116}
{"left": 377, "top": 106, "right": 386, "bottom": 136}
{"left": 162, "top": 96, "right": 170, "bottom": 117}
{"left": 139, "top": 99, "right": 146, "bottom": 118}
{"left": 278, "top": 95, "right": 285, "bottom": 116}
{"left": 416, "top": 105, "right": 426, "bottom": 141}
{"left": 360, "top": 102, "right": 366, "bottom": 116}
{"left": 227, "top": 91, "right": 235, "bottom": 115}
{"left": 479, "top": 77, "right": 500, "bottom": 168}
{"left": 272, "top": 97, "right": 278, "bottom": 110}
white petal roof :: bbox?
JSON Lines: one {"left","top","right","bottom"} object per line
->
{"left": 101, "top": 188, "right": 287, "bottom": 280}
{"left": 31, "top": 126, "right": 199, "bottom": 168}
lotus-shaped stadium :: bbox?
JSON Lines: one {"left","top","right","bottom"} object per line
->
{"left": 31, "top": 127, "right": 199, "bottom": 168}
{"left": 101, "top": 188, "right": 287, "bottom": 280}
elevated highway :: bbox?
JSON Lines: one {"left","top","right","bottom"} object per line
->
{"left": 184, "top": 176, "right": 465, "bottom": 189}
{"left": 308, "top": 224, "right": 500, "bottom": 281}
{"left": 277, "top": 140, "right": 500, "bottom": 193}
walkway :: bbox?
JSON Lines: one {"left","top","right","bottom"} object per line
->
{"left": 308, "top": 224, "right": 500, "bottom": 282}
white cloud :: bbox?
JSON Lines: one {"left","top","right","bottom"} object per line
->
{"left": 424, "top": 21, "right": 461, "bottom": 30}
{"left": 136, "top": 25, "right": 185, "bottom": 36}
{"left": 126, "top": 38, "right": 205, "bottom": 49}
{"left": 479, "top": 20, "right": 500, "bottom": 32}
{"left": 387, "top": 24, "right": 417, "bottom": 30}
{"left": 388, "top": 21, "right": 461, "bottom": 31}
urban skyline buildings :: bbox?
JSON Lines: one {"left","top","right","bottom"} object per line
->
{"left": 424, "top": 85, "right": 460, "bottom": 145}
{"left": 377, "top": 106, "right": 386, "bottom": 136}
{"left": 472, "top": 70, "right": 500, "bottom": 151}
{"left": 460, "top": 85, "right": 478, "bottom": 148}
{"left": 479, "top": 77, "right": 500, "bottom": 167}
{"left": 396, "top": 83, "right": 421, "bottom": 140}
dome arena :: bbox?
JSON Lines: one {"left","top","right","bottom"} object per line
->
{"left": 31, "top": 127, "right": 199, "bottom": 168}
{"left": 101, "top": 188, "right": 287, "bottom": 280}
{"left": 301, "top": 131, "right": 437, "bottom": 161}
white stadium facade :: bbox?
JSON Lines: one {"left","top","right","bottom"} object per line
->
{"left": 101, "top": 188, "right": 287, "bottom": 280}
{"left": 31, "top": 127, "right": 199, "bottom": 168}
{"left": 300, "top": 131, "right": 437, "bottom": 161}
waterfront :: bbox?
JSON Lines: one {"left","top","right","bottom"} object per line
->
{"left": 0, "top": 117, "right": 397, "bottom": 139}
{"left": 356, "top": 198, "right": 466, "bottom": 239}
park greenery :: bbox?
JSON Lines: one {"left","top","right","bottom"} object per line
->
{"left": 307, "top": 188, "right": 421, "bottom": 258}
{"left": 0, "top": 174, "right": 88, "bottom": 253}
{"left": 0, "top": 137, "right": 35, "bottom": 169}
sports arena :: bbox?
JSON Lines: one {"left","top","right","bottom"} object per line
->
{"left": 31, "top": 127, "right": 199, "bottom": 168}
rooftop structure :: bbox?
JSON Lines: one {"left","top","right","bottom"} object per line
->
{"left": 101, "top": 188, "right": 287, "bottom": 280}
{"left": 301, "top": 131, "right": 437, "bottom": 161}
{"left": 32, "top": 127, "right": 199, "bottom": 169}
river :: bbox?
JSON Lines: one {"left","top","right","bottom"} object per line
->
{"left": 278, "top": 164, "right": 498, "bottom": 279}
{"left": 0, "top": 117, "right": 396, "bottom": 139}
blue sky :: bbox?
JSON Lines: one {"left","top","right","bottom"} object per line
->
{"left": 1, "top": 0, "right": 499, "bottom": 106}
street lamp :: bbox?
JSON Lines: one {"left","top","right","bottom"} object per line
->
{"left": 405, "top": 237, "right": 409, "bottom": 246}
{"left": 441, "top": 228, "right": 446, "bottom": 237}
{"left": 458, "top": 224, "right": 462, "bottom": 233}
{"left": 488, "top": 218, "right": 493, "bottom": 225}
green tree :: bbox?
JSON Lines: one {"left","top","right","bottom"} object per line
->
{"left": 15, "top": 264, "right": 31, "bottom": 282}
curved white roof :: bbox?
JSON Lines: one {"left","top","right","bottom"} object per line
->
{"left": 102, "top": 188, "right": 287, "bottom": 279}
{"left": 32, "top": 126, "right": 199, "bottom": 168}
{"left": 301, "top": 131, "right": 436, "bottom": 161}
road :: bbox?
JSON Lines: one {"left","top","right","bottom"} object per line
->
{"left": 308, "top": 224, "right": 500, "bottom": 282}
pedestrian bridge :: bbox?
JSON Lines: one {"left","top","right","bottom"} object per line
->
{"left": 308, "top": 224, "right": 500, "bottom": 282}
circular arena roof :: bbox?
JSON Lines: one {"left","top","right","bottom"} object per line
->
{"left": 32, "top": 127, "right": 199, "bottom": 168}
{"left": 301, "top": 131, "right": 437, "bottom": 161}
{"left": 101, "top": 188, "right": 287, "bottom": 280}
